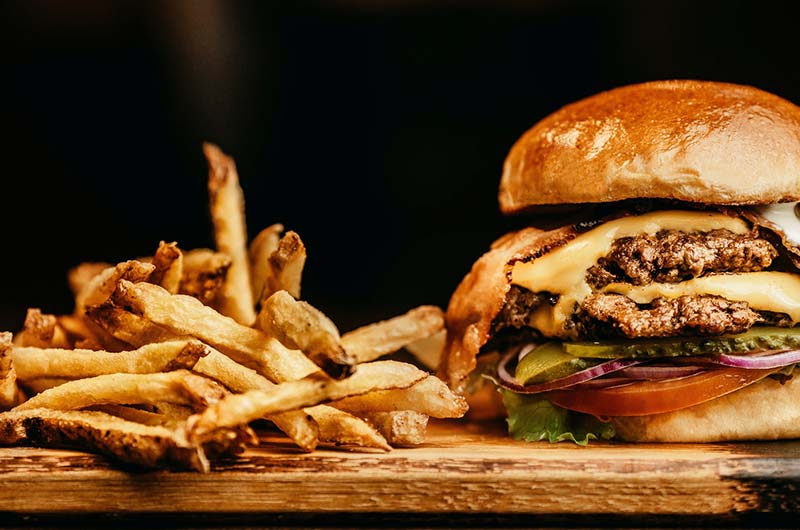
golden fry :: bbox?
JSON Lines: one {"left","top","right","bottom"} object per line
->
{"left": 67, "top": 262, "right": 111, "bottom": 297}
{"left": 11, "top": 339, "right": 210, "bottom": 380}
{"left": 249, "top": 223, "right": 284, "bottom": 302}
{"left": 308, "top": 406, "right": 390, "bottom": 451}
{"left": 363, "top": 411, "right": 428, "bottom": 446}
{"left": 405, "top": 329, "right": 446, "bottom": 371}
{"left": 0, "top": 408, "right": 251, "bottom": 471}
{"left": 86, "top": 302, "right": 179, "bottom": 347}
{"left": 20, "top": 377, "right": 69, "bottom": 394}
{"left": 15, "top": 370, "right": 227, "bottom": 412}
{"left": 150, "top": 241, "right": 183, "bottom": 294}
{"left": 20, "top": 309, "right": 70, "bottom": 348}
{"left": 332, "top": 375, "right": 468, "bottom": 418}
{"left": 193, "top": 350, "right": 319, "bottom": 452}
{"left": 341, "top": 306, "right": 445, "bottom": 363}
{"left": 112, "top": 280, "right": 319, "bottom": 381}
{"left": 0, "top": 333, "right": 22, "bottom": 409}
{"left": 180, "top": 249, "right": 232, "bottom": 305}
{"left": 257, "top": 290, "right": 355, "bottom": 378}
{"left": 74, "top": 260, "right": 154, "bottom": 315}
{"left": 261, "top": 231, "right": 306, "bottom": 302}
{"left": 204, "top": 142, "right": 255, "bottom": 325}
{"left": 187, "top": 361, "right": 426, "bottom": 441}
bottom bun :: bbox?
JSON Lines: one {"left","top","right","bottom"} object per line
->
{"left": 613, "top": 375, "right": 800, "bottom": 442}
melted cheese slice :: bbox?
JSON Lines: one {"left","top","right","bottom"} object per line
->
{"left": 603, "top": 272, "right": 800, "bottom": 322}
{"left": 511, "top": 210, "right": 751, "bottom": 337}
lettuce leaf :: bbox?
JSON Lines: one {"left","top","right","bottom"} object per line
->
{"left": 501, "top": 390, "right": 615, "bottom": 445}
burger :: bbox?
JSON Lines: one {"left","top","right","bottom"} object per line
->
{"left": 440, "top": 80, "right": 800, "bottom": 443}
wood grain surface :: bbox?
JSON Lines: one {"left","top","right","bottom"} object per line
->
{"left": 2, "top": 419, "right": 800, "bottom": 519}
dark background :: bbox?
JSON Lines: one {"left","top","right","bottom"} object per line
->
{"left": 2, "top": 0, "right": 799, "bottom": 332}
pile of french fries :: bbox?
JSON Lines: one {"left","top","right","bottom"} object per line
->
{"left": 0, "top": 143, "right": 466, "bottom": 471}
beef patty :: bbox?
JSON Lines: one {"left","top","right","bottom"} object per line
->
{"left": 575, "top": 293, "right": 761, "bottom": 338}
{"left": 586, "top": 229, "right": 777, "bottom": 288}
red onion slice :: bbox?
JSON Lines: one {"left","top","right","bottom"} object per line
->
{"left": 714, "top": 348, "right": 800, "bottom": 369}
{"left": 617, "top": 365, "right": 705, "bottom": 380}
{"left": 495, "top": 348, "right": 642, "bottom": 394}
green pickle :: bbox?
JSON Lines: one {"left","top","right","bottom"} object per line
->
{"left": 563, "top": 327, "right": 800, "bottom": 359}
{"left": 515, "top": 342, "right": 597, "bottom": 384}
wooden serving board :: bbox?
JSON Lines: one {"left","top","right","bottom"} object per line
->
{"left": 2, "top": 420, "right": 800, "bottom": 523}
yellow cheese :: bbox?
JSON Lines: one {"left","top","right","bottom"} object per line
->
{"left": 603, "top": 272, "right": 800, "bottom": 322}
{"left": 510, "top": 210, "right": 750, "bottom": 337}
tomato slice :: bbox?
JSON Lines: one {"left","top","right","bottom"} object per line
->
{"left": 547, "top": 367, "right": 777, "bottom": 416}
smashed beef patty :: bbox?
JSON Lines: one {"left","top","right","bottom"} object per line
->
{"left": 577, "top": 293, "right": 761, "bottom": 338}
{"left": 586, "top": 229, "right": 777, "bottom": 288}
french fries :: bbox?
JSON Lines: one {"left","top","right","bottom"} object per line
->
{"left": 307, "top": 406, "right": 390, "bottom": 451}
{"left": 257, "top": 290, "right": 355, "bottom": 378}
{"left": 204, "top": 142, "right": 255, "bottom": 325}
{"left": 179, "top": 249, "right": 231, "bottom": 305}
{"left": 11, "top": 340, "right": 210, "bottom": 380}
{"left": 67, "top": 262, "right": 111, "bottom": 297}
{"left": 74, "top": 260, "right": 154, "bottom": 315}
{"left": 187, "top": 361, "right": 426, "bottom": 441}
{"left": 20, "top": 309, "right": 70, "bottom": 349}
{"left": 342, "top": 306, "right": 445, "bottom": 363}
{"left": 193, "top": 349, "right": 320, "bottom": 451}
{"left": 0, "top": 333, "right": 21, "bottom": 409}
{"left": 405, "top": 329, "right": 446, "bottom": 371}
{"left": 0, "top": 143, "right": 466, "bottom": 470}
{"left": 249, "top": 223, "right": 284, "bottom": 302}
{"left": 150, "top": 241, "right": 183, "bottom": 294}
{"left": 16, "top": 370, "right": 227, "bottom": 412}
{"left": 363, "top": 411, "right": 428, "bottom": 446}
{"left": 261, "top": 231, "right": 306, "bottom": 302}
{"left": 0, "top": 408, "right": 252, "bottom": 471}
{"left": 332, "top": 375, "right": 468, "bottom": 418}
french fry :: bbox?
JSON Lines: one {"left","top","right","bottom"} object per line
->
{"left": 193, "top": 350, "right": 319, "bottom": 452}
{"left": 20, "top": 309, "right": 70, "bottom": 349}
{"left": 405, "top": 329, "right": 446, "bottom": 371}
{"left": 56, "top": 314, "right": 103, "bottom": 346}
{"left": 67, "top": 262, "right": 111, "bottom": 297}
{"left": 89, "top": 404, "right": 182, "bottom": 428}
{"left": 308, "top": 406, "right": 390, "bottom": 451}
{"left": 363, "top": 411, "right": 428, "bottom": 446}
{"left": 261, "top": 231, "right": 306, "bottom": 302}
{"left": 187, "top": 361, "right": 426, "bottom": 442}
{"left": 341, "top": 306, "right": 445, "bottom": 363}
{"left": 112, "top": 280, "right": 320, "bottom": 381}
{"left": 0, "top": 408, "right": 252, "bottom": 471}
{"left": 74, "top": 260, "right": 154, "bottom": 315}
{"left": 15, "top": 370, "right": 227, "bottom": 412}
{"left": 204, "top": 142, "right": 255, "bottom": 325}
{"left": 180, "top": 249, "right": 232, "bottom": 305}
{"left": 20, "top": 377, "right": 69, "bottom": 394}
{"left": 86, "top": 302, "right": 179, "bottom": 347}
{"left": 150, "top": 241, "right": 183, "bottom": 294}
{"left": 0, "top": 333, "right": 22, "bottom": 409}
{"left": 249, "top": 223, "right": 283, "bottom": 302}
{"left": 11, "top": 339, "right": 210, "bottom": 380}
{"left": 332, "top": 375, "right": 468, "bottom": 418}
{"left": 153, "top": 401, "right": 195, "bottom": 420}
{"left": 257, "top": 290, "right": 356, "bottom": 378}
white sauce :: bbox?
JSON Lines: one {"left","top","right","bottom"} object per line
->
{"left": 756, "top": 203, "right": 800, "bottom": 246}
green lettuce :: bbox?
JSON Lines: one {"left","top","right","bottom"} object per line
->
{"left": 501, "top": 390, "right": 615, "bottom": 445}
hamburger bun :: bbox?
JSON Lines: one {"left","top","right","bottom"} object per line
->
{"left": 499, "top": 80, "right": 800, "bottom": 214}
{"left": 613, "top": 374, "right": 800, "bottom": 442}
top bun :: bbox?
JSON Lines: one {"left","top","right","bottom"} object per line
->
{"left": 499, "top": 80, "right": 800, "bottom": 214}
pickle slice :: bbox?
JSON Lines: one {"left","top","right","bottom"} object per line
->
{"left": 563, "top": 327, "right": 800, "bottom": 359}
{"left": 515, "top": 342, "right": 597, "bottom": 384}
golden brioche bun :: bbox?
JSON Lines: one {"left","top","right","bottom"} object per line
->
{"left": 499, "top": 80, "right": 800, "bottom": 214}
